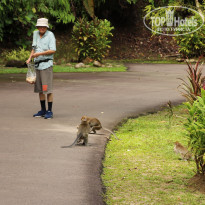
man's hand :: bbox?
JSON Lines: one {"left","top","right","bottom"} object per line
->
{"left": 26, "top": 57, "right": 31, "bottom": 64}
{"left": 26, "top": 49, "right": 35, "bottom": 64}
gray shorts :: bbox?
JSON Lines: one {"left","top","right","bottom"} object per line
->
{"left": 34, "top": 67, "right": 53, "bottom": 94}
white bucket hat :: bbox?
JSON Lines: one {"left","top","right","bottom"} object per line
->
{"left": 36, "top": 18, "right": 49, "bottom": 28}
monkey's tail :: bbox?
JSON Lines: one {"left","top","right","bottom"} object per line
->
{"left": 61, "top": 134, "right": 82, "bottom": 148}
{"left": 103, "top": 128, "right": 119, "bottom": 140}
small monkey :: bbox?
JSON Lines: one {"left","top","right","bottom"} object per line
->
{"left": 174, "top": 141, "right": 193, "bottom": 161}
{"left": 201, "top": 76, "right": 205, "bottom": 90}
{"left": 82, "top": 116, "right": 119, "bottom": 140}
{"left": 61, "top": 116, "right": 91, "bottom": 148}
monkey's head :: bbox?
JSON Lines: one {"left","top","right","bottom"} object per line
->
{"left": 201, "top": 76, "right": 205, "bottom": 90}
{"left": 81, "top": 116, "right": 88, "bottom": 122}
{"left": 174, "top": 141, "right": 180, "bottom": 145}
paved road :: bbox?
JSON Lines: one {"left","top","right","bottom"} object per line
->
{"left": 0, "top": 64, "right": 187, "bottom": 205}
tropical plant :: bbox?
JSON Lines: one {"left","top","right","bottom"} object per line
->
{"left": 2, "top": 48, "right": 30, "bottom": 62}
{"left": 72, "top": 17, "right": 114, "bottom": 62}
{"left": 184, "top": 88, "right": 205, "bottom": 175}
{"left": 174, "top": 17, "right": 205, "bottom": 58}
{"left": 178, "top": 56, "right": 204, "bottom": 104}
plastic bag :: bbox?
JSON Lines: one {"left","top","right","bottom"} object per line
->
{"left": 26, "top": 63, "right": 36, "bottom": 84}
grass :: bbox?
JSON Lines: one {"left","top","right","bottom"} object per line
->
{"left": 102, "top": 104, "right": 205, "bottom": 205}
{"left": 104, "top": 58, "right": 187, "bottom": 64}
{"left": 0, "top": 62, "right": 126, "bottom": 74}
{"left": 117, "top": 59, "right": 185, "bottom": 64}
{"left": 106, "top": 57, "right": 205, "bottom": 64}
{"left": 0, "top": 58, "right": 189, "bottom": 74}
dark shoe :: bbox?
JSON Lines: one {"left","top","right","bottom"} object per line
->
{"left": 44, "top": 111, "right": 53, "bottom": 119}
{"left": 33, "top": 110, "right": 46, "bottom": 117}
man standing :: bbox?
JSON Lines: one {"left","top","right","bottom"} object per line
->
{"left": 26, "top": 18, "right": 56, "bottom": 119}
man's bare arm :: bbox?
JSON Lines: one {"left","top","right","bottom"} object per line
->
{"left": 32, "top": 50, "right": 56, "bottom": 58}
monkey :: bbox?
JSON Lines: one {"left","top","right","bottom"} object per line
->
{"left": 174, "top": 141, "right": 193, "bottom": 161}
{"left": 61, "top": 116, "right": 91, "bottom": 148}
{"left": 81, "top": 116, "right": 119, "bottom": 140}
{"left": 201, "top": 76, "right": 205, "bottom": 90}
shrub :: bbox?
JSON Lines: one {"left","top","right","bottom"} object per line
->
{"left": 72, "top": 17, "right": 114, "bottom": 62}
{"left": 2, "top": 47, "right": 30, "bottom": 62}
{"left": 184, "top": 89, "right": 205, "bottom": 175}
{"left": 178, "top": 56, "right": 204, "bottom": 104}
{"left": 174, "top": 17, "right": 205, "bottom": 58}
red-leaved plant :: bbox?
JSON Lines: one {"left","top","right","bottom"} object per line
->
{"left": 178, "top": 56, "right": 204, "bottom": 104}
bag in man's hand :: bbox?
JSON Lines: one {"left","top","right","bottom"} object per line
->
{"left": 26, "top": 63, "right": 36, "bottom": 84}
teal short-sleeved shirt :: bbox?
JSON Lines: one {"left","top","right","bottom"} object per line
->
{"left": 32, "top": 30, "right": 56, "bottom": 70}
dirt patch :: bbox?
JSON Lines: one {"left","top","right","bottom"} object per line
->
{"left": 54, "top": 26, "right": 179, "bottom": 62}
{"left": 188, "top": 174, "right": 205, "bottom": 194}
{"left": 107, "top": 27, "right": 179, "bottom": 60}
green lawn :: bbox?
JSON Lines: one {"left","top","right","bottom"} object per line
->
{"left": 0, "top": 58, "right": 190, "bottom": 74}
{"left": 0, "top": 63, "right": 126, "bottom": 74}
{"left": 117, "top": 59, "right": 185, "bottom": 64}
{"left": 102, "top": 105, "right": 205, "bottom": 205}
{"left": 0, "top": 58, "right": 188, "bottom": 74}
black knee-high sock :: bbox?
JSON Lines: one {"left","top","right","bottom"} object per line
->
{"left": 48, "top": 102, "right": 53, "bottom": 111}
{"left": 40, "top": 100, "right": 46, "bottom": 112}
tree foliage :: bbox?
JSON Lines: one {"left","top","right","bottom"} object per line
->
{"left": 0, "top": 0, "right": 75, "bottom": 46}
{"left": 0, "top": 0, "right": 138, "bottom": 47}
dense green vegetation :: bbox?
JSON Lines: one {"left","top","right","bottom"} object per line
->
{"left": 72, "top": 18, "right": 114, "bottom": 61}
{"left": 185, "top": 89, "right": 205, "bottom": 175}
{"left": 0, "top": 0, "right": 75, "bottom": 47}
{"left": 0, "top": 0, "right": 137, "bottom": 46}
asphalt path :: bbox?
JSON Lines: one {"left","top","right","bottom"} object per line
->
{"left": 0, "top": 64, "right": 187, "bottom": 205}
